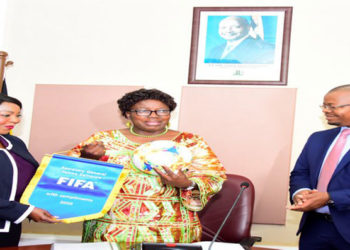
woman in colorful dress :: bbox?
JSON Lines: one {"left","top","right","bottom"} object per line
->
{"left": 0, "top": 94, "right": 57, "bottom": 247}
{"left": 67, "top": 88, "right": 226, "bottom": 247}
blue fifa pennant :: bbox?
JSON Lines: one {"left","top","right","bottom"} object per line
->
{"left": 20, "top": 154, "right": 129, "bottom": 223}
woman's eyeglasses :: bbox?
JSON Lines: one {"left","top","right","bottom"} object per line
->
{"left": 129, "top": 109, "right": 170, "bottom": 116}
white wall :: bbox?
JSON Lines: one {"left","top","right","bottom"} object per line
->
{"left": 3, "top": 0, "right": 350, "bottom": 246}
{"left": 0, "top": 0, "right": 7, "bottom": 49}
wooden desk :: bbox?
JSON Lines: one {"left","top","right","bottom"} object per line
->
{"left": 5, "top": 244, "right": 51, "bottom": 250}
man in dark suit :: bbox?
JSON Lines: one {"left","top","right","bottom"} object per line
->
{"left": 290, "top": 85, "right": 350, "bottom": 249}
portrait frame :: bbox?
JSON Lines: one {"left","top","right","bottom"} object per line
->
{"left": 188, "top": 7, "right": 293, "bottom": 85}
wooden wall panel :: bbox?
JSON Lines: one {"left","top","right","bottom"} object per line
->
{"left": 178, "top": 86, "right": 296, "bottom": 224}
{"left": 29, "top": 84, "right": 142, "bottom": 160}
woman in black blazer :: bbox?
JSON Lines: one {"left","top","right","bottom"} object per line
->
{"left": 0, "top": 94, "right": 57, "bottom": 247}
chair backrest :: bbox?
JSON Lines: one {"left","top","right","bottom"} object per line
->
{"left": 198, "top": 174, "right": 255, "bottom": 243}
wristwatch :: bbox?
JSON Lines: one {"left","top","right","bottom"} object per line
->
{"left": 328, "top": 199, "right": 335, "bottom": 205}
{"left": 327, "top": 192, "right": 335, "bottom": 206}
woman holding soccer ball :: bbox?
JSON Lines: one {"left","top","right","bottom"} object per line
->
{"left": 67, "top": 88, "right": 226, "bottom": 247}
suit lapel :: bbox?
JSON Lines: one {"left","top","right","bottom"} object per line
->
{"left": 1, "top": 135, "right": 39, "bottom": 167}
{"left": 316, "top": 127, "right": 350, "bottom": 184}
{"left": 333, "top": 149, "right": 350, "bottom": 178}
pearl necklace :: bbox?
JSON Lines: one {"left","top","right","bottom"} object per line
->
{"left": 129, "top": 124, "right": 168, "bottom": 138}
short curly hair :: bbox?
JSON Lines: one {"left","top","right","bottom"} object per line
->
{"left": 117, "top": 88, "right": 177, "bottom": 118}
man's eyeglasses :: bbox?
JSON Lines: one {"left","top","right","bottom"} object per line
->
{"left": 319, "top": 104, "right": 350, "bottom": 111}
{"left": 129, "top": 109, "right": 170, "bottom": 116}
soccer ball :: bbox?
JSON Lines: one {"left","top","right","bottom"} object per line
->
{"left": 132, "top": 140, "right": 192, "bottom": 175}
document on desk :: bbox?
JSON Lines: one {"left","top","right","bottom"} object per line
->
{"left": 51, "top": 242, "right": 116, "bottom": 250}
{"left": 20, "top": 154, "right": 129, "bottom": 223}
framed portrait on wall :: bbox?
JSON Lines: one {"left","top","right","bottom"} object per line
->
{"left": 188, "top": 7, "right": 293, "bottom": 85}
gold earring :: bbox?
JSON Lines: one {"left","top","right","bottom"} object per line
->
{"left": 126, "top": 121, "right": 132, "bottom": 128}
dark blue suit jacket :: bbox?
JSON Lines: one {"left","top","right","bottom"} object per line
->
{"left": 290, "top": 127, "right": 350, "bottom": 243}
{"left": 0, "top": 134, "right": 38, "bottom": 233}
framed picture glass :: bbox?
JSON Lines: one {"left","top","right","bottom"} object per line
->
{"left": 188, "top": 7, "right": 293, "bottom": 85}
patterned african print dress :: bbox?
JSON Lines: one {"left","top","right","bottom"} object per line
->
{"left": 67, "top": 130, "right": 226, "bottom": 247}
